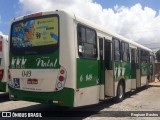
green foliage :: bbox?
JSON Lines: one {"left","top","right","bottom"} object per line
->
{"left": 156, "top": 49, "right": 160, "bottom": 62}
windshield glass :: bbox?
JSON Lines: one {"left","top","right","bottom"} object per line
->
{"left": 10, "top": 15, "right": 59, "bottom": 55}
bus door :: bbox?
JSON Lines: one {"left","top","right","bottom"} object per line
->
{"left": 104, "top": 40, "right": 114, "bottom": 97}
{"left": 99, "top": 37, "right": 105, "bottom": 100}
{"left": 99, "top": 38, "right": 114, "bottom": 99}
{"left": 131, "top": 48, "right": 136, "bottom": 89}
{"left": 136, "top": 48, "right": 141, "bottom": 88}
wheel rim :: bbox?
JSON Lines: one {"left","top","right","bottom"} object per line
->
{"left": 119, "top": 84, "right": 123, "bottom": 99}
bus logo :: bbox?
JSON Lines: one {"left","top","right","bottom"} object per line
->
{"left": 11, "top": 57, "right": 27, "bottom": 69}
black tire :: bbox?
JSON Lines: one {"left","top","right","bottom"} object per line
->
{"left": 115, "top": 82, "right": 125, "bottom": 103}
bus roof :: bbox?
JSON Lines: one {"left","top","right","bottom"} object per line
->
{"left": 0, "top": 34, "right": 8, "bottom": 40}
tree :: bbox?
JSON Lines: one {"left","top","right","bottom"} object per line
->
{"left": 156, "top": 49, "right": 160, "bottom": 62}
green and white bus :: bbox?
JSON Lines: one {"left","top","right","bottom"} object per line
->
{"left": 0, "top": 35, "right": 9, "bottom": 92}
{"left": 8, "top": 10, "right": 155, "bottom": 107}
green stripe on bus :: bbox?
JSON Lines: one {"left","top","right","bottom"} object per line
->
{"left": 9, "top": 49, "right": 60, "bottom": 69}
{"left": 0, "top": 82, "right": 6, "bottom": 92}
{"left": 9, "top": 86, "right": 74, "bottom": 107}
{"left": 114, "top": 61, "right": 131, "bottom": 81}
{"left": 77, "top": 58, "right": 99, "bottom": 88}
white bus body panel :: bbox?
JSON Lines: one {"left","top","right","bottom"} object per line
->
{"left": 58, "top": 11, "right": 76, "bottom": 90}
{"left": 0, "top": 35, "right": 8, "bottom": 83}
{"left": 74, "top": 86, "right": 100, "bottom": 107}
{"left": 9, "top": 69, "right": 58, "bottom": 92}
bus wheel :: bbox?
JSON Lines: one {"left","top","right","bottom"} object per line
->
{"left": 115, "top": 82, "right": 124, "bottom": 102}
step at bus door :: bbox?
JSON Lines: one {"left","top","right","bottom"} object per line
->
{"left": 104, "top": 40, "right": 114, "bottom": 97}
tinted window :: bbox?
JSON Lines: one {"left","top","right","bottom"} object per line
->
{"left": 121, "top": 42, "right": 130, "bottom": 62}
{"left": 140, "top": 49, "right": 149, "bottom": 63}
{"left": 77, "top": 24, "right": 97, "bottom": 58}
{"left": 113, "top": 39, "right": 121, "bottom": 61}
{"left": 78, "top": 27, "right": 85, "bottom": 42}
{"left": 86, "top": 28, "right": 96, "bottom": 44}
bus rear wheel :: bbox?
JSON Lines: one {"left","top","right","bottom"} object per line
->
{"left": 115, "top": 82, "right": 125, "bottom": 102}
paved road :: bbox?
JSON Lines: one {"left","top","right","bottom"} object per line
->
{"left": 0, "top": 86, "right": 160, "bottom": 119}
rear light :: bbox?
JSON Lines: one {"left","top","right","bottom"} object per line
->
{"left": 59, "top": 76, "right": 64, "bottom": 81}
{"left": 60, "top": 70, "right": 65, "bottom": 74}
{"left": 23, "top": 12, "right": 42, "bottom": 19}
{"left": 55, "top": 66, "right": 67, "bottom": 91}
{"left": 32, "top": 12, "right": 42, "bottom": 17}
{"left": 0, "top": 69, "right": 4, "bottom": 81}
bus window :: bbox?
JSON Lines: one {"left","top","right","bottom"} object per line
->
{"left": 131, "top": 48, "right": 136, "bottom": 69}
{"left": 77, "top": 24, "right": 97, "bottom": 58}
{"left": 121, "top": 42, "right": 130, "bottom": 62}
{"left": 105, "top": 40, "right": 112, "bottom": 70}
{"left": 113, "top": 39, "right": 121, "bottom": 61}
{"left": 140, "top": 49, "right": 149, "bottom": 64}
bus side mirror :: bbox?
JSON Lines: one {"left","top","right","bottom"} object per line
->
{"left": 79, "top": 45, "right": 84, "bottom": 53}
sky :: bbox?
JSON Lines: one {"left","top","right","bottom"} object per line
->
{"left": 0, "top": 0, "right": 160, "bottom": 51}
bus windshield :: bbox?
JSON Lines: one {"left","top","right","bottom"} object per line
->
{"left": 10, "top": 15, "right": 59, "bottom": 55}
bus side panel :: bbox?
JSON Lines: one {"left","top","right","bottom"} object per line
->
{"left": 0, "top": 36, "right": 8, "bottom": 92}
{"left": 114, "top": 61, "right": 131, "bottom": 94}
{"left": 74, "top": 58, "right": 100, "bottom": 107}
{"left": 114, "top": 62, "right": 131, "bottom": 81}
{"left": 77, "top": 59, "right": 99, "bottom": 88}
{"left": 74, "top": 86, "right": 99, "bottom": 107}
{"left": 58, "top": 12, "right": 76, "bottom": 90}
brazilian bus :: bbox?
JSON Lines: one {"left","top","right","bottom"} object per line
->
{"left": 8, "top": 10, "right": 155, "bottom": 107}
{"left": 0, "top": 35, "right": 8, "bottom": 92}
